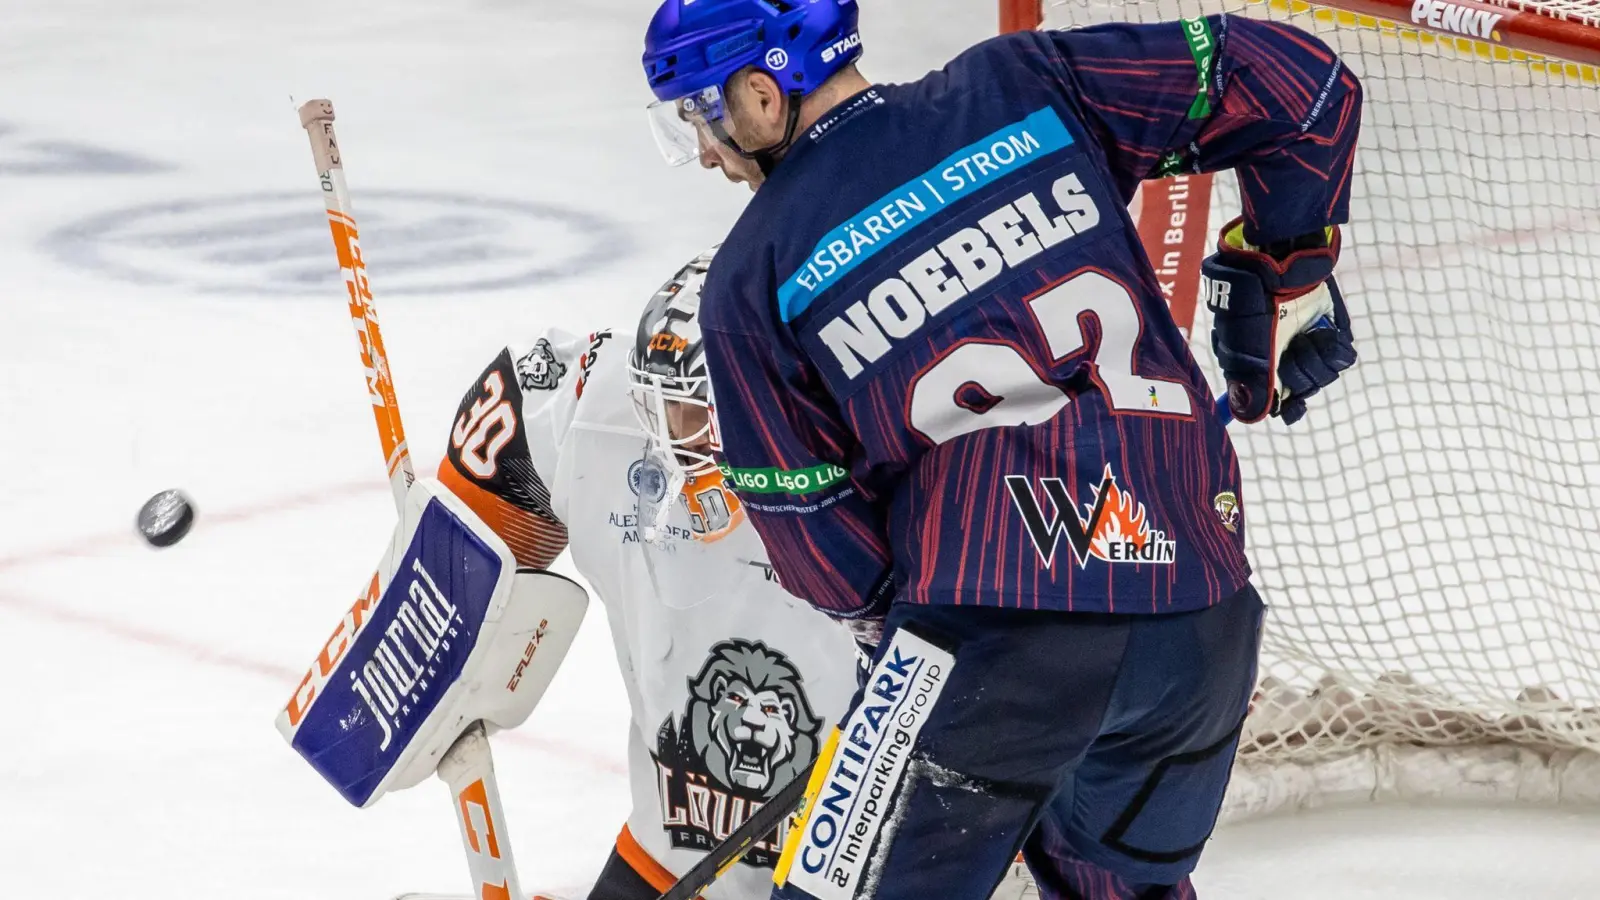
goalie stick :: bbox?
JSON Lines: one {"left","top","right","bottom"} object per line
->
{"left": 296, "top": 99, "right": 529, "bottom": 900}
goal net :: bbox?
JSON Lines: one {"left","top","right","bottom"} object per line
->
{"left": 1010, "top": 0, "right": 1600, "bottom": 818}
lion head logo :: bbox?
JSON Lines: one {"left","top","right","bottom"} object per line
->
{"left": 681, "top": 640, "right": 821, "bottom": 798}
{"left": 515, "top": 339, "right": 566, "bottom": 391}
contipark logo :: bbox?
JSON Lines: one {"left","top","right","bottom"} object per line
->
{"left": 777, "top": 629, "right": 954, "bottom": 900}
{"left": 1411, "top": 0, "right": 1504, "bottom": 40}
{"left": 719, "top": 462, "right": 849, "bottom": 495}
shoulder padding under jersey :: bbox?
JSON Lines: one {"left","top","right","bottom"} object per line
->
{"left": 276, "top": 478, "right": 588, "bottom": 808}
{"left": 441, "top": 327, "right": 613, "bottom": 566}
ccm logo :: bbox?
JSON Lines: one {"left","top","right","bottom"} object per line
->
{"left": 648, "top": 332, "right": 689, "bottom": 353}
{"left": 284, "top": 572, "right": 381, "bottom": 727}
{"left": 458, "top": 778, "right": 514, "bottom": 900}
{"left": 505, "top": 619, "right": 551, "bottom": 691}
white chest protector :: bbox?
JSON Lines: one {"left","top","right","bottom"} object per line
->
{"left": 514, "top": 326, "right": 859, "bottom": 898}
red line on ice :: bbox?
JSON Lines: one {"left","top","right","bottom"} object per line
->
{"left": 0, "top": 480, "right": 627, "bottom": 777}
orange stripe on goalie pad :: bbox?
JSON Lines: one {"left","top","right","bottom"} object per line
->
{"left": 438, "top": 460, "right": 569, "bottom": 570}
{"left": 617, "top": 825, "right": 704, "bottom": 898}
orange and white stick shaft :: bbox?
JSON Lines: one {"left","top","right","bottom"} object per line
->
{"left": 437, "top": 723, "right": 528, "bottom": 900}
{"left": 297, "top": 99, "right": 415, "bottom": 513}
{"left": 294, "top": 100, "right": 523, "bottom": 900}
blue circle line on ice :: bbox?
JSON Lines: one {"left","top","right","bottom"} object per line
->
{"left": 44, "top": 189, "right": 627, "bottom": 297}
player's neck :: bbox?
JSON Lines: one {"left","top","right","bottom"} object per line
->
{"left": 794, "top": 68, "right": 873, "bottom": 138}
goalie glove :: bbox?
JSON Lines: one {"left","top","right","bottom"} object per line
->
{"left": 1202, "top": 216, "right": 1358, "bottom": 425}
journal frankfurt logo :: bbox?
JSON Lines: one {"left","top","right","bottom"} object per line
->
{"left": 47, "top": 190, "right": 624, "bottom": 297}
{"left": 1005, "top": 465, "right": 1177, "bottom": 567}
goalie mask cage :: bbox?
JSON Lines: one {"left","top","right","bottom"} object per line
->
{"left": 1002, "top": 0, "right": 1600, "bottom": 819}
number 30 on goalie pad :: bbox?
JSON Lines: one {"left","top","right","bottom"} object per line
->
{"left": 274, "top": 480, "right": 588, "bottom": 808}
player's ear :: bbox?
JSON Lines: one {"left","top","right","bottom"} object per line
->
{"left": 741, "top": 67, "right": 787, "bottom": 131}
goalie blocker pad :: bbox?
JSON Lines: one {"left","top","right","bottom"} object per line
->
{"left": 275, "top": 479, "right": 588, "bottom": 808}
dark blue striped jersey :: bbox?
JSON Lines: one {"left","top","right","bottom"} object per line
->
{"left": 699, "top": 16, "right": 1361, "bottom": 618}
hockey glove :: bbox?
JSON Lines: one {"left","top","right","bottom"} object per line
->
{"left": 1202, "top": 217, "right": 1357, "bottom": 425}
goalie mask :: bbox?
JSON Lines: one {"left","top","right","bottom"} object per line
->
{"left": 628, "top": 246, "right": 746, "bottom": 543}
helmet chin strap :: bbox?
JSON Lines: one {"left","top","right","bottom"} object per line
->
{"left": 712, "top": 90, "right": 805, "bottom": 177}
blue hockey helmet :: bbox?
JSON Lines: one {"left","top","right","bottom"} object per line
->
{"left": 642, "top": 0, "right": 862, "bottom": 167}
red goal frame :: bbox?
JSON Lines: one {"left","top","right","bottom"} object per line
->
{"left": 997, "top": 0, "right": 1599, "bottom": 336}
{"left": 1000, "top": 0, "right": 1600, "bottom": 65}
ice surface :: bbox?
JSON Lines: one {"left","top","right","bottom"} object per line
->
{"left": 0, "top": 0, "right": 1594, "bottom": 897}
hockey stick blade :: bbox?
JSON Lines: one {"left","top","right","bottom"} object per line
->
{"left": 656, "top": 761, "right": 811, "bottom": 900}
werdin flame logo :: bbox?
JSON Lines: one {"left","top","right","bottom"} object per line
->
{"left": 1005, "top": 465, "right": 1177, "bottom": 567}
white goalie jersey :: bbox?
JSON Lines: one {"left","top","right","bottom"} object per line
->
{"left": 438, "top": 324, "right": 860, "bottom": 899}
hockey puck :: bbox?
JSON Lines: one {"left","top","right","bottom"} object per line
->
{"left": 137, "top": 489, "right": 196, "bottom": 548}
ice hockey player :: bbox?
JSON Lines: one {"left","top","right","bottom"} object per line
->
{"left": 433, "top": 248, "right": 1035, "bottom": 900}
{"left": 640, "top": 3, "right": 1362, "bottom": 899}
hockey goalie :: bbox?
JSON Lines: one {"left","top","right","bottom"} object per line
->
{"left": 276, "top": 246, "right": 1044, "bottom": 899}
{"left": 428, "top": 248, "right": 866, "bottom": 898}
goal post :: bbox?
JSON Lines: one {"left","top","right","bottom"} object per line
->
{"left": 1009, "top": 0, "right": 1600, "bottom": 61}
{"left": 1005, "top": 0, "right": 1600, "bottom": 819}
{"left": 1000, "top": 0, "right": 1043, "bottom": 31}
